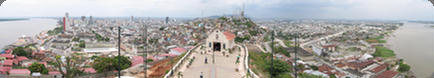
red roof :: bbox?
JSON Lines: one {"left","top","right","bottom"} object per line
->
{"left": 5, "top": 49, "right": 12, "bottom": 54}
{"left": 172, "top": 48, "right": 187, "bottom": 53}
{"left": 375, "top": 70, "right": 399, "bottom": 78}
{"left": 131, "top": 56, "right": 144, "bottom": 66}
{"left": 318, "top": 64, "right": 334, "bottom": 74}
{"left": 371, "top": 64, "right": 387, "bottom": 73}
{"left": 84, "top": 68, "right": 96, "bottom": 73}
{"left": 48, "top": 71, "right": 61, "bottom": 75}
{"left": 223, "top": 31, "right": 236, "bottom": 40}
{"left": 3, "top": 60, "right": 13, "bottom": 66}
{"left": 159, "top": 54, "right": 177, "bottom": 57}
{"left": 347, "top": 60, "right": 375, "bottom": 70}
{"left": 0, "top": 67, "right": 11, "bottom": 73}
{"left": 0, "top": 54, "right": 14, "bottom": 59}
{"left": 16, "top": 56, "right": 29, "bottom": 61}
{"left": 9, "top": 69, "right": 30, "bottom": 75}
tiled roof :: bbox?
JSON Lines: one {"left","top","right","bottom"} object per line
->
{"left": 3, "top": 60, "right": 13, "bottom": 66}
{"left": 48, "top": 71, "right": 61, "bottom": 75}
{"left": 375, "top": 70, "right": 399, "bottom": 78}
{"left": 371, "top": 64, "right": 387, "bottom": 73}
{"left": 347, "top": 60, "right": 375, "bottom": 70}
{"left": 9, "top": 69, "right": 30, "bottom": 74}
{"left": 223, "top": 31, "right": 236, "bottom": 41}
{"left": 131, "top": 56, "right": 144, "bottom": 66}
{"left": 84, "top": 68, "right": 96, "bottom": 73}
{"left": 172, "top": 47, "right": 187, "bottom": 53}
{"left": 0, "top": 54, "right": 14, "bottom": 59}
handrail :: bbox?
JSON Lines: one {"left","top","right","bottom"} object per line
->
{"left": 243, "top": 44, "right": 259, "bottom": 78}
{"left": 163, "top": 44, "right": 200, "bottom": 78}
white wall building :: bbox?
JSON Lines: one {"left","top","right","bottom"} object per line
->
{"left": 204, "top": 29, "right": 236, "bottom": 53}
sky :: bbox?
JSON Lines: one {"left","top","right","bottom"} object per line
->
{"left": 0, "top": 0, "right": 434, "bottom": 20}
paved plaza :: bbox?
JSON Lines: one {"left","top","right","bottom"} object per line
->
{"left": 176, "top": 45, "right": 246, "bottom": 78}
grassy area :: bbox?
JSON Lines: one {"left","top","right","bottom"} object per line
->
{"left": 366, "top": 35, "right": 387, "bottom": 43}
{"left": 373, "top": 46, "right": 395, "bottom": 58}
{"left": 249, "top": 51, "right": 293, "bottom": 77}
{"left": 284, "top": 40, "right": 293, "bottom": 47}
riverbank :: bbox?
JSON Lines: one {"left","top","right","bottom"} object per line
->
{"left": 386, "top": 22, "right": 434, "bottom": 78}
{"left": 0, "top": 18, "right": 58, "bottom": 48}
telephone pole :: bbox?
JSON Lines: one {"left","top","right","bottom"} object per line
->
{"left": 270, "top": 30, "right": 275, "bottom": 78}
{"left": 294, "top": 33, "right": 298, "bottom": 78}
{"left": 117, "top": 26, "right": 121, "bottom": 78}
{"left": 144, "top": 24, "right": 148, "bottom": 78}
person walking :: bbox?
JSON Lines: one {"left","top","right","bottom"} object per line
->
{"left": 200, "top": 72, "right": 204, "bottom": 78}
{"left": 205, "top": 57, "right": 208, "bottom": 64}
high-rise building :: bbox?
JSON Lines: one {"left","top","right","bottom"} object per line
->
{"left": 165, "top": 16, "right": 169, "bottom": 24}
{"left": 63, "top": 12, "right": 69, "bottom": 32}
{"left": 81, "top": 16, "right": 86, "bottom": 21}
{"left": 89, "top": 16, "right": 93, "bottom": 25}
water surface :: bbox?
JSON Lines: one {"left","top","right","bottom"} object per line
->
{"left": 387, "top": 22, "right": 434, "bottom": 78}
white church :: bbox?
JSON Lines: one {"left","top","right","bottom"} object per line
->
{"left": 204, "top": 29, "right": 236, "bottom": 53}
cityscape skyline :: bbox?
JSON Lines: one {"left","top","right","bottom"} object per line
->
{"left": 0, "top": 0, "right": 434, "bottom": 21}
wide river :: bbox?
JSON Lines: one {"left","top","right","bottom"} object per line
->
{"left": 0, "top": 18, "right": 58, "bottom": 48}
{"left": 387, "top": 22, "right": 434, "bottom": 78}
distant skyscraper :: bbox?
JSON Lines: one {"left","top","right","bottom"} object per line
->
{"left": 89, "top": 16, "right": 93, "bottom": 25}
{"left": 165, "top": 16, "right": 169, "bottom": 24}
{"left": 81, "top": 16, "right": 86, "bottom": 21}
{"left": 131, "top": 16, "right": 134, "bottom": 21}
{"left": 63, "top": 12, "right": 69, "bottom": 32}
{"left": 241, "top": 3, "right": 245, "bottom": 17}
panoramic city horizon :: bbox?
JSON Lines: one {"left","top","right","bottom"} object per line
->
{"left": 1, "top": 0, "right": 434, "bottom": 21}
{"left": 0, "top": 0, "right": 433, "bottom": 78}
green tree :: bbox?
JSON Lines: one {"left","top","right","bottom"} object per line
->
{"left": 93, "top": 57, "right": 116, "bottom": 73}
{"left": 310, "top": 66, "right": 318, "bottom": 70}
{"left": 92, "top": 56, "right": 131, "bottom": 73}
{"left": 72, "top": 37, "right": 80, "bottom": 42}
{"left": 398, "top": 63, "right": 410, "bottom": 72}
{"left": 114, "top": 56, "right": 132, "bottom": 70}
{"left": 79, "top": 41, "right": 86, "bottom": 48}
{"left": 51, "top": 55, "right": 85, "bottom": 78}
{"left": 28, "top": 63, "right": 48, "bottom": 74}
{"left": 13, "top": 47, "right": 31, "bottom": 58}
{"left": 266, "top": 59, "right": 292, "bottom": 77}
{"left": 330, "top": 74, "right": 337, "bottom": 78}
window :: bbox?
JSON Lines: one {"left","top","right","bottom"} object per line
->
{"left": 209, "top": 42, "right": 211, "bottom": 47}
{"left": 223, "top": 44, "right": 226, "bottom": 49}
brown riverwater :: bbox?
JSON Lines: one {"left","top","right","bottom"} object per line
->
{"left": 387, "top": 22, "right": 434, "bottom": 78}
{"left": 0, "top": 18, "right": 58, "bottom": 48}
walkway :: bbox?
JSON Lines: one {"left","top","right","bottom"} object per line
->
{"left": 176, "top": 45, "right": 246, "bottom": 78}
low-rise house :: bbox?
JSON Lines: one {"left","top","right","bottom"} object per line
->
{"left": 9, "top": 69, "right": 31, "bottom": 76}
{"left": 0, "top": 54, "right": 14, "bottom": 59}
{"left": 2, "top": 60, "right": 13, "bottom": 67}
{"left": 131, "top": 56, "right": 144, "bottom": 67}
{"left": 0, "top": 67, "right": 11, "bottom": 74}
{"left": 346, "top": 60, "right": 375, "bottom": 71}
{"left": 84, "top": 68, "right": 97, "bottom": 74}
{"left": 48, "top": 71, "right": 62, "bottom": 78}
{"left": 370, "top": 64, "right": 388, "bottom": 74}
{"left": 169, "top": 47, "right": 187, "bottom": 55}
{"left": 375, "top": 70, "right": 399, "bottom": 78}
